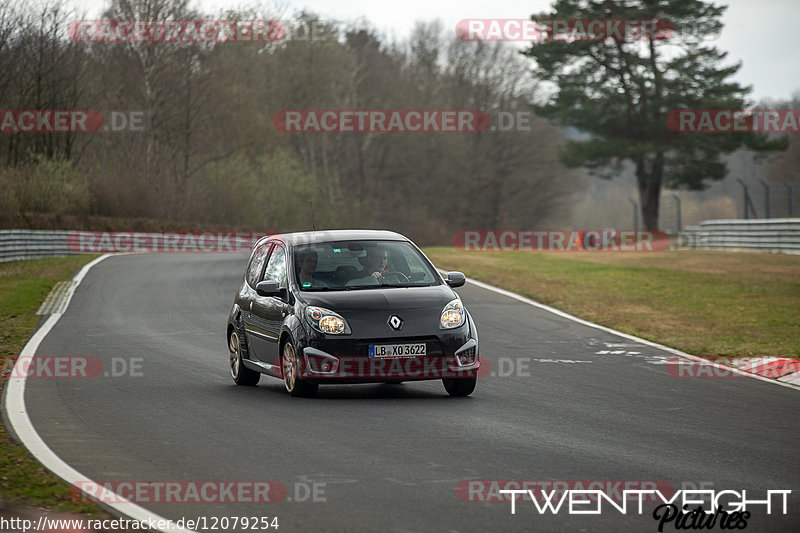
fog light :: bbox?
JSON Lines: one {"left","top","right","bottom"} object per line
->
{"left": 305, "top": 354, "right": 338, "bottom": 374}
{"left": 456, "top": 346, "right": 476, "bottom": 366}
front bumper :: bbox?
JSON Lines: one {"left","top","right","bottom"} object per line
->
{"left": 299, "top": 335, "right": 479, "bottom": 382}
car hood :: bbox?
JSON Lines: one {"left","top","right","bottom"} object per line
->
{"left": 298, "top": 284, "right": 457, "bottom": 313}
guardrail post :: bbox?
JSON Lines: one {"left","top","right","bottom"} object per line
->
{"left": 736, "top": 179, "right": 759, "bottom": 219}
{"left": 670, "top": 193, "right": 681, "bottom": 233}
{"left": 628, "top": 197, "right": 639, "bottom": 231}
{"left": 758, "top": 179, "right": 770, "bottom": 219}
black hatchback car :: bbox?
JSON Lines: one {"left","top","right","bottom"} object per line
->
{"left": 226, "top": 230, "right": 480, "bottom": 397}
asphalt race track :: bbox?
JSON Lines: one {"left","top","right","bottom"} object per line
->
{"left": 17, "top": 253, "right": 800, "bottom": 532}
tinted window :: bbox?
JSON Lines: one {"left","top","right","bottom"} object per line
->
{"left": 263, "top": 245, "right": 287, "bottom": 288}
{"left": 293, "top": 240, "right": 439, "bottom": 290}
{"left": 246, "top": 242, "right": 270, "bottom": 287}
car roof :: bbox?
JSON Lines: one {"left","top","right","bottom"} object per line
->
{"left": 259, "top": 229, "right": 410, "bottom": 248}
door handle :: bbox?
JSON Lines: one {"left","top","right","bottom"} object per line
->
{"left": 249, "top": 301, "right": 253, "bottom": 311}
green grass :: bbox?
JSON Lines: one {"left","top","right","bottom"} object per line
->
{"left": 0, "top": 254, "right": 113, "bottom": 514}
{"left": 424, "top": 247, "right": 800, "bottom": 359}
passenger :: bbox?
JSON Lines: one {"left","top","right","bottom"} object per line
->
{"left": 297, "top": 249, "right": 329, "bottom": 288}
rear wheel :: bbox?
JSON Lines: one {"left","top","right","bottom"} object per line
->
{"left": 229, "top": 330, "right": 260, "bottom": 386}
{"left": 443, "top": 377, "right": 476, "bottom": 397}
{"left": 282, "top": 342, "right": 318, "bottom": 397}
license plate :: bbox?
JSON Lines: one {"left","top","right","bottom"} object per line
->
{"left": 369, "top": 343, "right": 427, "bottom": 358}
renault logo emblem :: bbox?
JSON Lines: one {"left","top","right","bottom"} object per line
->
{"left": 388, "top": 315, "right": 403, "bottom": 330}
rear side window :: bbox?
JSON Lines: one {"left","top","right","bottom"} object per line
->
{"left": 246, "top": 242, "right": 270, "bottom": 287}
{"left": 263, "top": 245, "right": 287, "bottom": 288}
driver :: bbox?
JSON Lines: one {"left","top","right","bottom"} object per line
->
{"left": 347, "top": 246, "right": 389, "bottom": 286}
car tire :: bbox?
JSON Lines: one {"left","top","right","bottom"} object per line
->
{"left": 229, "top": 329, "right": 260, "bottom": 386}
{"left": 282, "top": 341, "right": 319, "bottom": 397}
{"left": 443, "top": 377, "right": 476, "bottom": 397}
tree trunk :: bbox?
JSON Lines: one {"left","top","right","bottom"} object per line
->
{"left": 636, "top": 152, "right": 664, "bottom": 231}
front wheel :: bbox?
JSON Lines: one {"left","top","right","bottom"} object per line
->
{"left": 443, "top": 377, "right": 476, "bottom": 397}
{"left": 282, "top": 342, "right": 318, "bottom": 397}
{"left": 229, "top": 330, "right": 260, "bottom": 386}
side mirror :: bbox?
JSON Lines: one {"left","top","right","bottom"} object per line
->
{"left": 255, "top": 280, "right": 282, "bottom": 297}
{"left": 445, "top": 271, "right": 466, "bottom": 288}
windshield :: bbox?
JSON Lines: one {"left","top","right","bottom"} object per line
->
{"left": 293, "top": 240, "right": 440, "bottom": 290}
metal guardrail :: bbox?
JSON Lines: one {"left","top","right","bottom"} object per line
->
{"left": 0, "top": 230, "right": 74, "bottom": 263}
{"left": 681, "top": 218, "right": 800, "bottom": 254}
{"left": 0, "top": 230, "right": 264, "bottom": 263}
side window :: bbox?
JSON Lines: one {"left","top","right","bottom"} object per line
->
{"left": 246, "top": 243, "right": 270, "bottom": 287}
{"left": 263, "top": 245, "right": 287, "bottom": 289}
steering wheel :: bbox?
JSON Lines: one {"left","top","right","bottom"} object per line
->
{"left": 381, "top": 271, "right": 409, "bottom": 283}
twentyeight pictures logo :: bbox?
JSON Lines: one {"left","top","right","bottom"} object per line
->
{"left": 68, "top": 20, "right": 286, "bottom": 43}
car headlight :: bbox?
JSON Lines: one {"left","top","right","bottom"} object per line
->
{"left": 305, "top": 306, "right": 350, "bottom": 334}
{"left": 440, "top": 299, "right": 465, "bottom": 329}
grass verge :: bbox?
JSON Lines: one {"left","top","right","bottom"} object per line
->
{"left": 425, "top": 247, "right": 800, "bottom": 359}
{"left": 0, "top": 254, "right": 111, "bottom": 514}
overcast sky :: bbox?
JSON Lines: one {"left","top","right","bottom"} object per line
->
{"left": 71, "top": 0, "right": 799, "bottom": 103}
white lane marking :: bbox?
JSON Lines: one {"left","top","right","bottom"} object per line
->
{"left": 460, "top": 276, "right": 800, "bottom": 392}
{"left": 780, "top": 372, "right": 800, "bottom": 385}
{"left": 4, "top": 254, "right": 197, "bottom": 533}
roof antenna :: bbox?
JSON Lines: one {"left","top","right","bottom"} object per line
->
{"left": 310, "top": 201, "right": 316, "bottom": 232}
